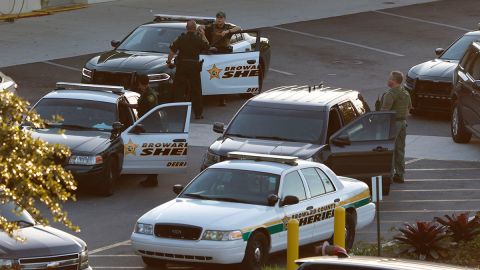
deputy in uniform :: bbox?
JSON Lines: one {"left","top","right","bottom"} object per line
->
{"left": 200, "top": 11, "right": 241, "bottom": 106}
{"left": 121, "top": 74, "right": 159, "bottom": 187}
{"left": 380, "top": 71, "right": 412, "bottom": 184}
{"left": 167, "top": 20, "right": 209, "bottom": 119}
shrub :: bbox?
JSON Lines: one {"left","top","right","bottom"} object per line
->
{"left": 435, "top": 212, "right": 480, "bottom": 243}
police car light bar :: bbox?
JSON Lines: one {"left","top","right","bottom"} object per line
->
{"left": 227, "top": 152, "right": 298, "bottom": 166}
{"left": 153, "top": 14, "right": 215, "bottom": 24}
{"left": 55, "top": 82, "right": 125, "bottom": 94}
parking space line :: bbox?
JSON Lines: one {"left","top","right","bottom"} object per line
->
{"left": 405, "top": 158, "right": 423, "bottom": 165}
{"left": 382, "top": 199, "right": 480, "bottom": 203}
{"left": 269, "top": 68, "right": 295, "bottom": 76}
{"left": 90, "top": 240, "right": 131, "bottom": 255}
{"left": 373, "top": 10, "right": 472, "bottom": 32}
{"left": 272, "top": 26, "right": 405, "bottom": 57}
{"left": 43, "top": 61, "right": 82, "bottom": 72}
{"left": 392, "top": 188, "right": 480, "bottom": 192}
{"left": 406, "top": 178, "right": 480, "bottom": 182}
{"left": 380, "top": 209, "right": 478, "bottom": 213}
{"left": 406, "top": 168, "right": 480, "bottom": 171}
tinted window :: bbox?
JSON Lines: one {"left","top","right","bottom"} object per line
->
{"left": 301, "top": 168, "right": 326, "bottom": 197}
{"left": 351, "top": 95, "right": 369, "bottom": 115}
{"left": 282, "top": 171, "right": 307, "bottom": 201}
{"left": 118, "top": 26, "right": 185, "bottom": 53}
{"left": 327, "top": 108, "right": 342, "bottom": 140}
{"left": 338, "top": 102, "right": 357, "bottom": 125}
{"left": 335, "top": 113, "right": 392, "bottom": 141}
{"left": 34, "top": 98, "right": 116, "bottom": 131}
{"left": 466, "top": 51, "right": 480, "bottom": 80}
{"left": 138, "top": 105, "right": 187, "bottom": 133}
{"left": 315, "top": 168, "right": 335, "bottom": 193}
{"left": 440, "top": 34, "right": 480, "bottom": 60}
{"left": 227, "top": 105, "right": 326, "bottom": 144}
{"left": 180, "top": 168, "right": 280, "bottom": 206}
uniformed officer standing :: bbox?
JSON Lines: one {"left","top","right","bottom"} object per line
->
{"left": 380, "top": 71, "right": 412, "bottom": 184}
{"left": 167, "top": 20, "right": 209, "bottom": 119}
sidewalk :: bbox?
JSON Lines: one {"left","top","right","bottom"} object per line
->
{"left": 0, "top": 0, "right": 436, "bottom": 68}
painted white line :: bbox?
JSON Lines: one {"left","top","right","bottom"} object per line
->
{"left": 269, "top": 68, "right": 295, "bottom": 76}
{"left": 380, "top": 209, "right": 479, "bottom": 213}
{"left": 382, "top": 199, "right": 480, "bottom": 203}
{"left": 406, "top": 168, "right": 480, "bottom": 171}
{"left": 406, "top": 178, "right": 480, "bottom": 182}
{"left": 90, "top": 254, "right": 138, "bottom": 257}
{"left": 90, "top": 240, "right": 131, "bottom": 255}
{"left": 405, "top": 158, "right": 423, "bottom": 165}
{"left": 392, "top": 188, "right": 480, "bottom": 192}
{"left": 272, "top": 26, "right": 404, "bottom": 57}
{"left": 43, "top": 61, "right": 82, "bottom": 72}
{"left": 373, "top": 10, "right": 472, "bottom": 32}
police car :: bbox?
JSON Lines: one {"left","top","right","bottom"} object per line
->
{"left": 81, "top": 14, "right": 270, "bottom": 99}
{"left": 131, "top": 152, "right": 375, "bottom": 270}
{"left": 25, "top": 82, "right": 192, "bottom": 196}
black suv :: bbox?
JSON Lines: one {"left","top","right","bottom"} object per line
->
{"left": 451, "top": 41, "right": 480, "bottom": 143}
{"left": 202, "top": 85, "right": 397, "bottom": 195}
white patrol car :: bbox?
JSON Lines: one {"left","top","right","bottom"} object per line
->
{"left": 131, "top": 152, "right": 375, "bottom": 269}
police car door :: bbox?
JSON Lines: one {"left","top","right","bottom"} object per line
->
{"left": 200, "top": 30, "right": 260, "bottom": 95}
{"left": 121, "top": 102, "right": 191, "bottom": 174}
{"left": 326, "top": 111, "right": 396, "bottom": 180}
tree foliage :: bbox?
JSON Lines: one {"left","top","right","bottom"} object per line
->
{"left": 0, "top": 90, "right": 78, "bottom": 238}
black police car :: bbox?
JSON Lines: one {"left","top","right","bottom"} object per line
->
{"left": 82, "top": 14, "right": 270, "bottom": 98}
{"left": 25, "top": 82, "right": 192, "bottom": 196}
{"left": 451, "top": 41, "right": 480, "bottom": 143}
{"left": 202, "top": 85, "right": 397, "bottom": 195}
{"left": 406, "top": 29, "right": 480, "bottom": 114}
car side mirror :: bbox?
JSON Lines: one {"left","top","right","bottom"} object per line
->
{"left": 131, "top": 124, "right": 145, "bottom": 134}
{"left": 475, "top": 80, "right": 480, "bottom": 89}
{"left": 435, "top": 48, "right": 445, "bottom": 56}
{"left": 332, "top": 135, "right": 351, "bottom": 147}
{"left": 267, "top": 194, "right": 279, "bottom": 206}
{"left": 280, "top": 195, "right": 299, "bottom": 207}
{"left": 213, "top": 122, "right": 225, "bottom": 134}
{"left": 111, "top": 40, "right": 121, "bottom": 48}
{"left": 112, "top": 121, "right": 124, "bottom": 131}
{"left": 173, "top": 184, "right": 184, "bottom": 195}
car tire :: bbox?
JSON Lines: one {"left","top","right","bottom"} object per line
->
{"left": 142, "top": 256, "right": 166, "bottom": 268}
{"left": 98, "top": 156, "right": 118, "bottom": 196}
{"left": 451, "top": 102, "right": 472, "bottom": 143}
{"left": 345, "top": 211, "right": 356, "bottom": 250}
{"left": 241, "top": 232, "right": 269, "bottom": 270}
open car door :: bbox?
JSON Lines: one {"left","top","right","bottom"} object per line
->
{"left": 121, "top": 102, "right": 191, "bottom": 174}
{"left": 325, "top": 111, "right": 396, "bottom": 180}
{"left": 200, "top": 30, "right": 261, "bottom": 95}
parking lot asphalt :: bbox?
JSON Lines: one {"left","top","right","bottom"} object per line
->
{"left": 3, "top": 0, "right": 480, "bottom": 269}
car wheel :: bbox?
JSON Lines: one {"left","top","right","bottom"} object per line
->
{"left": 345, "top": 211, "right": 356, "bottom": 250}
{"left": 142, "top": 256, "right": 166, "bottom": 268}
{"left": 241, "top": 232, "right": 269, "bottom": 270}
{"left": 98, "top": 156, "right": 118, "bottom": 196}
{"left": 451, "top": 102, "right": 471, "bottom": 143}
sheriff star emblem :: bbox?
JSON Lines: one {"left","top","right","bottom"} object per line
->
{"left": 124, "top": 139, "right": 138, "bottom": 156}
{"left": 207, "top": 64, "right": 222, "bottom": 80}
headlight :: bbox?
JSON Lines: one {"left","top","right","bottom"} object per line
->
{"left": 0, "top": 259, "right": 14, "bottom": 267}
{"left": 82, "top": 68, "right": 92, "bottom": 79}
{"left": 204, "top": 151, "right": 220, "bottom": 165}
{"left": 80, "top": 248, "right": 89, "bottom": 269}
{"left": 68, "top": 155, "right": 103, "bottom": 166}
{"left": 135, "top": 223, "right": 154, "bottom": 235}
{"left": 147, "top": 73, "right": 170, "bottom": 83}
{"left": 202, "top": 230, "right": 243, "bottom": 241}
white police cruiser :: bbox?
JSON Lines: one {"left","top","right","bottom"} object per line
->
{"left": 131, "top": 152, "right": 375, "bottom": 270}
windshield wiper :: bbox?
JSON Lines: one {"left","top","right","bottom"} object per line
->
{"left": 213, "top": 197, "right": 249, "bottom": 204}
{"left": 13, "top": 220, "right": 35, "bottom": 227}
{"left": 252, "top": 135, "right": 297, "bottom": 142}
{"left": 182, "top": 193, "right": 212, "bottom": 200}
{"left": 46, "top": 123, "right": 97, "bottom": 130}
{"left": 226, "top": 133, "right": 251, "bottom": 138}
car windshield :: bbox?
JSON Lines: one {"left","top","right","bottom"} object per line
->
{"left": 0, "top": 202, "right": 35, "bottom": 227}
{"left": 117, "top": 26, "right": 185, "bottom": 53}
{"left": 226, "top": 105, "right": 326, "bottom": 144}
{"left": 180, "top": 168, "right": 280, "bottom": 206}
{"left": 33, "top": 98, "right": 117, "bottom": 131}
{"left": 440, "top": 34, "right": 480, "bottom": 60}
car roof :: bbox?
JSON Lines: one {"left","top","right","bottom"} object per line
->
{"left": 297, "top": 256, "right": 471, "bottom": 270}
{"left": 142, "top": 22, "right": 187, "bottom": 29}
{"left": 248, "top": 85, "right": 359, "bottom": 111}
{"left": 464, "top": 30, "right": 480, "bottom": 36}
{"left": 209, "top": 159, "right": 318, "bottom": 175}
{"left": 42, "top": 89, "right": 139, "bottom": 103}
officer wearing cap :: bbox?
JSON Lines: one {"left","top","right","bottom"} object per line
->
{"left": 167, "top": 20, "right": 209, "bottom": 119}
{"left": 380, "top": 71, "right": 412, "bottom": 184}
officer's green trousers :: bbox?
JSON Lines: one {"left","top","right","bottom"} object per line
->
{"left": 393, "top": 120, "right": 407, "bottom": 177}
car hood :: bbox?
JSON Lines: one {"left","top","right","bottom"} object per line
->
{"left": 209, "top": 136, "right": 324, "bottom": 159}
{"left": 29, "top": 128, "right": 111, "bottom": 154}
{"left": 140, "top": 199, "right": 273, "bottom": 230}
{"left": 0, "top": 226, "right": 85, "bottom": 258}
{"left": 409, "top": 59, "right": 458, "bottom": 81}
{"left": 86, "top": 50, "right": 169, "bottom": 72}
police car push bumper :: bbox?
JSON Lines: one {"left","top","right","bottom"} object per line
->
{"left": 131, "top": 233, "right": 247, "bottom": 264}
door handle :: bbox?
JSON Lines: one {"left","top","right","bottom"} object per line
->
{"left": 334, "top": 198, "right": 340, "bottom": 203}
{"left": 173, "top": 139, "right": 186, "bottom": 142}
{"left": 372, "top": 146, "right": 388, "bottom": 152}
{"left": 247, "top": 59, "right": 256, "bottom": 64}
{"left": 306, "top": 206, "right": 313, "bottom": 210}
